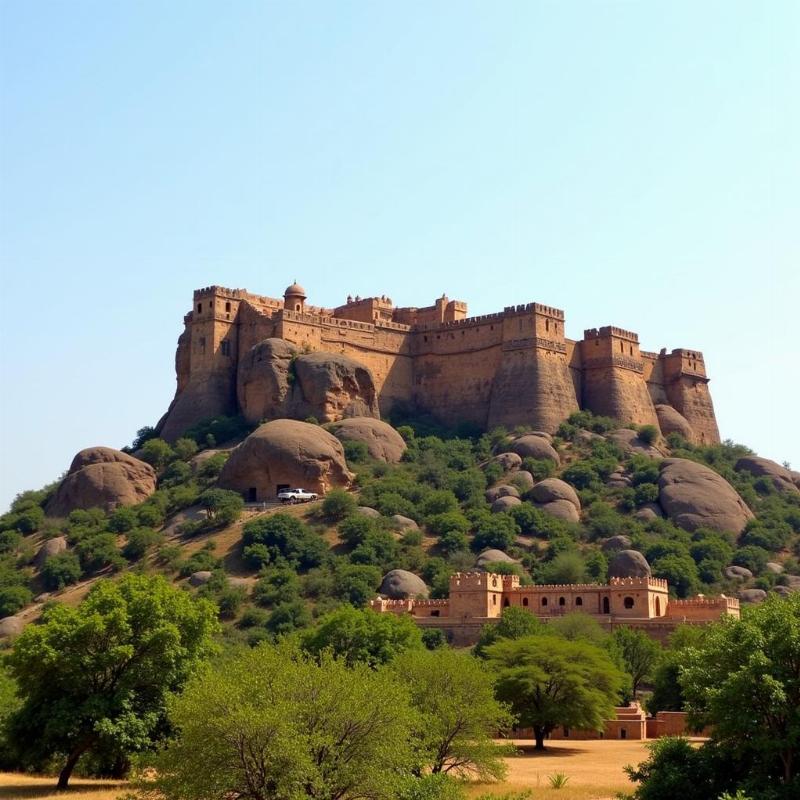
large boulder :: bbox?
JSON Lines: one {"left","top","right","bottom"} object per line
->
{"left": 217, "top": 419, "right": 354, "bottom": 501}
{"left": 475, "top": 549, "right": 515, "bottom": 568}
{"left": 188, "top": 571, "right": 213, "bottom": 587}
{"left": 735, "top": 456, "right": 800, "bottom": 495}
{"left": 0, "top": 616, "right": 23, "bottom": 638}
{"left": 491, "top": 496, "right": 522, "bottom": 513}
{"left": 655, "top": 404, "right": 695, "bottom": 441}
{"left": 530, "top": 479, "right": 580, "bottom": 509}
{"left": 35, "top": 536, "right": 68, "bottom": 567}
{"left": 658, "top": 458, "right": 754, "bottom": 534}
{"left": 738, "top": 588, "right": 767, "bottom": 604}
{"left": 607, "top": 429, "right": 663, "bottom": 458}
{"left": 485, "top": 485, "right": 521, "bottom": 503}
{"left": 237, "top": 339, "right": 379, "bottom": 425}
{"left": 356, "top": 506, "right": 381, "bottom": 519}
{"left": 530, "top": 478, "right": 581, "bottom": 523}
{"left": 487, "top": 452, "right": 523, "bottom": 472}
{"left": 602, "top": 535, "right": 632, "bottom": 553}
{"left": 378, "top": 569, "right": 429, "bottom": 599}
{"left": 509, "top": 471, "right": 535, "bottom": 492}
{"left": 46, "top": 447, "right": 157, "bottom": 517}
{"left": 608, "top": 550, "right": 651, "bottom": 579}
{"left": 390, "top": 515, "right": 419, "bottom": 531}
{"left": 508, "top": 435, "right": 560, "bottom": 465}
{"left": 725, "top": 565, "right": 753, "bottom": 581}
{"left": 325, "top": 418, "right": 406, "bottom": 463}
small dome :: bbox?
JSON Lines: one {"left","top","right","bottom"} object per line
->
{"left": 284, "top": 281, "right": 306, "bottom": 298}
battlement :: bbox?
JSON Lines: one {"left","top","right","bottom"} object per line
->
{"left": 584, "top": 325, "right": 640, "bottom": 342}
{"left": 609, "top": 576, "right": 668, "bottom": 589}
{"left": 667, "top": 595, "right": 739, "bottom": 610}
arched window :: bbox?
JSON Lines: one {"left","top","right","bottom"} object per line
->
{"left": 624, "top": 596, "right": 634, "bottom": 609}
{"left": 225, "top": 301, "right": 231, "bottom": 312}
{"left": 558, "top": 596, "right": 566, "bottom": 606}
{"left": 541, "top": 597, "right": 548, "bottom": 607}
{"left": 575, "top": 597, "right": 583, "bottom": 606}
{"left": 620, "top": 341, "right": 624, "bottom": 353}
{"left": 522, "top": 597, "right": 529, "bottom": 607}
{"left": 503, "top": 598, "right": 510, "bottom": 607}
{"left": 655, "top": 597, "right": 661, "bottom": 615}
{"left": 197, "top": 303, "right": 202, "bottom": 313}
{"left": 295, "top": 304, "right": 301, "bottom": 311}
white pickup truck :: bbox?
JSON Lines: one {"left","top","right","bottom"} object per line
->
{"left": 277, "top": 487, "right": 319, "bottom": 504}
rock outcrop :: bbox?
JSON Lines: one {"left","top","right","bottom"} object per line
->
{"left": 655, "top": 404, "right": 695, "bottom": 441}
{"left": 608, "top": 550, "right": 651, "bottom": 579}
{"left": 236, "top": 339, "right": 379, "bottom": 425}
{"left": 491, "top": 496, "right": 522, "bottom": 513}
{"left": 475, "top": 549, "right": 515, "bottom": 568}
{"left": 217, "top": 419, "right": 353, "bottom": 501}
{"left": 485, "top": 485, "right": 521, "bottom": 503}
{"left": 46, "top": 447, "right": 157, "bottom": 516}
{"left": 508, "top": 435, "right": 560, "bottom": 464}
{"left": 35, "top": 536, "right": 68, "bottom": 566}
{"left": 607, "top": 429, "right": 663, "bottom": 458}
{"left": 658, "top": 458, "right": 754, "bottom": 534}
{"left": 325, "top": 417, "right": 406, "bottom": 463}
{"left": 530, "top": 478, "right": 581, "bottom": 523}
{"left": 0, "top": 616, "right": 23, "bottom": 638}
{"left": 602, "top": 535, "right": 632, "bottom": 553}
{"left": 735, "top": 456, "right": 800, "bottom": 495}
{"left": 487, "top": 452, "right": 523, "bottom": 472}
{"left": 378, "top": 569, "right": 429, "bottom": 599}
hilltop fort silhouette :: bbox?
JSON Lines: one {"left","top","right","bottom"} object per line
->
{"left": 157, "top": 281, "right": 720, "bottom": 443}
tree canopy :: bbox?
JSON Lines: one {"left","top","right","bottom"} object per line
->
{"left": 486, "top": 634, "right": 625, "bottom": 749}
{"left": 4, "top": 574, "right": 218, "bottom": 788}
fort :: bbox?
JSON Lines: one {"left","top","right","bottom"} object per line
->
{"left": 369, "top": 573, "right": 740, "bottom": 646}
{"left": 157, "top": 281, "right": 720, "bottom": 444}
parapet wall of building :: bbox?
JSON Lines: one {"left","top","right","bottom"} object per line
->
{"left": 157, "top": 281, "right": 721, "bottom": 444}
{"left": 369, "top": 572, "right": 738, "bottom": 647}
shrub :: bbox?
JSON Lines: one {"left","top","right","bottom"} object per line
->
{"left": 108, "top": 506, "right": 138, "bottom": 533}
{"left": 732, "top": 546, "right": 769, "bottom": 575}
{"left": 199, "top": 489, "right": 244, "bottom": 526}
{"left": 562, "top": 461, "right": 600, "bottom": 490}
{"left": 13, "top": 507, "right": 44, "bottom": 534}
{"left": 139, "top": 438, "right": 175, "bottom": 471}
{"left": 75, "top": 533, "right": 125, "bottom": 573}
{"left": 217, "top": 586, "right": 247, "bottom": 619}
{"left": 638, "top": 425, "right": 659, "bottom": 445}
{"left": 122, "top": 527, "right": 162, "bottom": 561}
{"left": 0, "top": 584, "right": 33, "bottom": 617}
{"left": 634, "top": 483, "right": 660, "bottom": 507}
{"left": 41, "top": 552, "right": 82, "bottom": 590}
{"left": 439, "top": 528, "right": 470, "bottom": 556}
{"left": 173, "top": 437, "right": 199, "bottom": 461}
{"left": 539, "top": 551, "right": 587, "bottom": 584}
{"left": 137, "top": 503, "right": 166, "bottom": 528}
{"left": 252, "top": 567, "right": 301, "bottom": 608}
{"left": 521, "top": 457, "right": 556, "bottom": 480}
{"left": 338, "top": 515, "right": 378, "bottom": 547}
{"left": 342, "top": 441, "right": 370, "bottom": 463}
{"left": 242, "top": 514, "right": 327, "bottom": 571}
{"left": 321, "top": 489, "right": 357, "bottom": 522}
{"left": 471, "top": 512, "right": 519, "bottom": 553}
{"left": 266, "top": 600, "right": 311, "bottom": 636}
{"left": 331, "top": 563, "right": 382, "bottom": 606}
{"left": 179, "top": 549, "right": 221, "bottom": 578}
{"left": 197, "top": 452, "right": 229, "bottom": 479}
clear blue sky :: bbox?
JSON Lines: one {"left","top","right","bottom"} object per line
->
{"left": 1, "top": 1, "right": 797, "bottom": 511}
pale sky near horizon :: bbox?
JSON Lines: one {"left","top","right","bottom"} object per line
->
{"left": 1, "top": 1, "right": 798, "bottom": 511}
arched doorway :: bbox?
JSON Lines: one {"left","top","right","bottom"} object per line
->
{"left": 602, "top": 597, "right": 610, "bottom": 614}
{"left": 655, "top": 596, "right": 661, "bottom": 616}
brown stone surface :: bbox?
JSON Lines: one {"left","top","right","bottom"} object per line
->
{"left": 607, "top": 429, "right": 663, "bottom": 458}
{"left": 188, "top": 571, "right": 213, "bottom": 587}
{"left": 539, "top": 499, "right": 580, "bottom": 523}
{"left": 725, "top": 565, "right": 753, "bottom": 581}
{"left": 602, "top": 535, "right": 632, "bottom": 553}
{"left": 237, "top": 339, "right": 379, "bottom": 426}
{"left": 35, "top": 536, "right": 68, "bottom": 566}
{"left": 390, "top": 514, "right": 419, "bottom": 531}
{"left": 0, "top": 616, "right": 23, "bottom": 638}
{"left": 508, "top": 435, "right": 560, "bottom": 464}
{"left": 217, "top": 419, "right": 353, "bottom": 501}
{"left": 735, "top": 456, "right": 800, "bottom": 494}
{"left": 738, "top": 588, "right": 767, "bottom": 604}
{"left": 655, "top": 404, "right": 695, "bottom": 441}
{"left": 379, "top": 569, "right": 429, "bottom": 599}
{"left": 325, "top": 417, "right": 406, "bottom": 463}
{"left": 658, "top": 458, "right": 754, "bottom": 534}
{"left": 609, "top": 550, "right": 651, "bottom": 579}
{"left": 475, "top": 549, "right": 515, "bottom": 567}
{"left": 509, "top": 470, "right": 535, "bottom": 492}
{"left": 356, "top": 506, "right": 381, "bottom": 518}
{"left": 488, "top": 452, "right": 523, "bottom": 472}
{"left": 47, "top": 447, "right": 157, "bottom": 516}
{"left": 485, "top": 485, "right": 521, "bottom": 502}
{"left": 161, "top": 284, "right": 721, "bottom": 444}
{"left": 491, "top": 495, "right": 522, "bottom": 513}
{"left": 530, "top": 478, "right": 580, "bottom": 509}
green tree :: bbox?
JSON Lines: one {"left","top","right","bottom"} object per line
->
{"left": 474, "top": 606, "right": 543, "bottom": 657}
{"left": 199, "top": 488, "right": 244, "bottom": 526}
{"left": 486, "top": 634, "right": 625, "bottom": 750}
{"left": 40, "top": 551, "right": 82, "bottom": 590}
{"left": 4, "top": 574, "right": 218, "bottom": 788}
{"left": 139, "top": 438, "right": 175, "bottom": 471}
{"left": 392, "top": 648, "right": 513, "bottom": 781}
{"left": 302, "top": 605, "right": 423, "bottom": 667}
{"left": 243, "top": 513, "right": 327, "bottom": 570}
{"left": 681, "top": 594, "right": 800, "bottom": 785}
{"left": 613, "top": 626, "right": 662, "bottom": 697}
{"left": 321, "top": 489, "right": 357, "bottom": 522}
{"left": 140, "top": 644, "right": 419, "bottom": 800}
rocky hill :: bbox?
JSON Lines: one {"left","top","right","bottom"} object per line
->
{"left": 2, "top": 398, "right": 798, "bottom": 644}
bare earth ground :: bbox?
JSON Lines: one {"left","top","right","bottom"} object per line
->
{"left": 464, "top": 739, "right": 653, "bottom": 799}
{"left": 0, "top": 740, "right": 653, "bottom": 800}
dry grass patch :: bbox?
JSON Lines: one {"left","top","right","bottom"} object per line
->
{"left": 464, "top": 739, "right": 651, "bottom": 799}
{"left": 0, "top": 773, "right": 128, "bottom": 800}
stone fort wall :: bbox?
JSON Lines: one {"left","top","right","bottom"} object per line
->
{"left": 158, "top": 282, "right": 721, "bottom": 444}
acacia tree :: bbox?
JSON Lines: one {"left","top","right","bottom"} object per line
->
{"left": 4, "top": 574, "right": 218, "bottom": 788}
{"left": 486, "top": 634, "right": 625, "bottom": 750}
{"left": 141, "top": 643, "right": 419, "bottom": 800}
{"left": 391, "top": 647, "right": 513, "bottom": 781}
{"left": 681, "top": 594, "right": 800, "bottom": 786}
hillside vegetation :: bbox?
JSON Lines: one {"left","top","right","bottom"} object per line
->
{"left": 2, "top": 410, "right": 799, "bottom": 646}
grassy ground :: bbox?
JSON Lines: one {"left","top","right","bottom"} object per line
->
{"left": 1, "top": 739, "right": 653, "bottom": 800}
